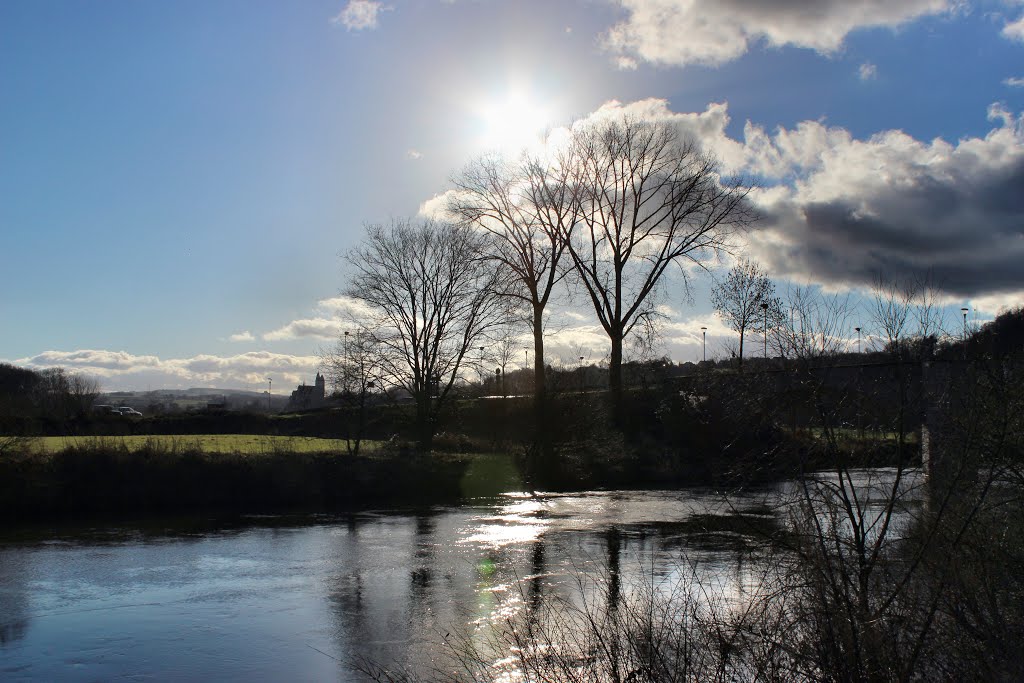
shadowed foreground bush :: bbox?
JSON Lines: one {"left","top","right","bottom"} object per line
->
{"left": 0, "top": 439, "right": 470, "bottom": 519}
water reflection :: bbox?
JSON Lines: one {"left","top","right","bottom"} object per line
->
{"left": 0, "top": 472, "right": 923, "bottom": 681}
{"left": 0, "top": 551, "right": 31, "bottom": 645}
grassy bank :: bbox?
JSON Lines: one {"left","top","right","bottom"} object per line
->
{"left": 30, "top": 434, "right": 383, "bottom": 454}
{"left": 0, "top": 440, "right": 515, "bottom": 521}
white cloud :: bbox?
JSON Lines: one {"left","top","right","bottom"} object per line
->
{"left": 603, "top": 0, "right": 950, "bottom": 67}
{"left": 315, "top": 295, "right": 376, "bottom": 317}
{"left": 19, "top": 349, "right": 167, "bottom": 372}
{"left": 407, "top": 149, "right": 423, "bottom": 160}
{"left": 614, "top": 55, "right": 639, "bottom": 70}
{"left": 970, "top": 291, "right": 1024, "bottom": 317}
{"left": 9, "top": 349, "right": 320, "bottom": 392}
{"left": 262, "top": 295, "right": 375, "bottom": 341}
{"left": 1003, "top": 13, "right": 1024, "bottom": 41}
{"left": 417, "top": 191, "right": 460, "bottom": 220}
{"left": 229, "top": 331, "right": 255, "bottom": 342}
{"left": 1004, "top": 76, "right": 1024, "bottom": 87}
{"left": 569, "top": 98, "right": 747, "bottom": 172}
{"left": 263, "top": 318, "right": 343, "bottom": 341}
{"left": 858, "top": 62, "right": 878, "bottom": 81}
{"left": 543, "top": 325, "right": 612, "bottom": 363}
{"left": 331, "top": 0, "right": 386, "bottom": 31}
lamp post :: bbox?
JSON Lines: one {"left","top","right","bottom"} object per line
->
{"left": 266, "top": 377, "right": 272, "bottom": 411}
{"left": 761, "top": 302, "right": 769, "bottom": 358}
{"left": 855, "top": 327, "right": 861, "bottom": 354}
{"left": 961, "top": 307, "right": 969, "bottom": 359}
{"left": 579, "top": 356, "right": 585, "bottom": 392}
{"left": 343, "top": 330, "right": 350, "bottom": 393}
{"left": 700, "top": 327, "right": 707, "bottom": 362}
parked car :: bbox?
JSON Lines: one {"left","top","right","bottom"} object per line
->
{"left": 116, "top": 407, "right": 143, "bottom": 417}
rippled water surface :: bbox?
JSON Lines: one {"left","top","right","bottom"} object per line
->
{"left": 0, "top": 468, "right": 922, "bottom": 681}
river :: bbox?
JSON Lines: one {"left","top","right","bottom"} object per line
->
{"left": 0, "top": 467, "right": 923, "bottom": 681}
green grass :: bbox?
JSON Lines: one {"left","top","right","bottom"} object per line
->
{"left": 32, "top": 434, "right": 382, "bottom": 455}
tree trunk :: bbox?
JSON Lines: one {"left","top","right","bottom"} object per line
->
{"left": 609, "top": 332, "right": 623, "bottom": 419}
{"left": 531, "top": 304, "right": 553, "bottom": 486}
{"left": 532, "top": 305, "right": 546, "bottom": 400}
{"left": 738, "top": 328, "right": 745, "bottom": 370}
{"left": 415, "top": 393, "right": 433, "bottom": 452}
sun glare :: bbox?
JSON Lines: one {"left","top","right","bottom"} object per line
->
{"left": 478, "top": 92, "right": 549, "bottom": 153}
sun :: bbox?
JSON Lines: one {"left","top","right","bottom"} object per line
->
{"left": 478, "top": 91, "right": 550, "bottom": 153}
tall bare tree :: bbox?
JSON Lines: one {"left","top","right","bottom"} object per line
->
{"left": 449, "top": 150, "right": 579, "bottom": 402}
{"left": 710, "top": 257, "right": 784, "bottom": 367}
{"left": 344, "top": 218, "right": 508, "bottom": 450}
{"left": 564, "top": 117, "right": 753, "bottom": 410}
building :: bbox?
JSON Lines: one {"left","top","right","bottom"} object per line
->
{"left": 288, "top": 373, "right": 326, "bottom": 411}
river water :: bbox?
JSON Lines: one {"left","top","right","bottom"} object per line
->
{"left": 0, "top": 467, "right": 923, "bottom": 682}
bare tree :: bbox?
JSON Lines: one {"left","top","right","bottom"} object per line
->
{"left": 321, "top": 329, "right": 381, "bottom": 456}
{"left": 563, "top": 117, "right": 753, "bottom": 411}
{"left": 485, "top": 324, "right": 523, "bottom": 398}
{"left": 449, "top": 151, "right": 578, "bottom": 403}
{"left": 710, "top": 257, "right": 784, "bottom": 367}
{"left": 868, "top": 273, "right": 916, "bottom": 355}
{"left": 775, "top": 285, "right": 855, "bottom": 362}
{"left": 912, "top": 271, "right": 948, "bottom": 343}
{"left": 34, "top": 368, "right": 99, "bottom": 424}
{"left": 344, "top": 218, "right": 509, "bottom": 451}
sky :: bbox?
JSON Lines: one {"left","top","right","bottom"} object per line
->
{"left": 1, "top": 0, "right": 1022, "bottom": 392}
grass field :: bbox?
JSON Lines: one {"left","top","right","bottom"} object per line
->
{"left": 32, "top": 434, "right": 381, "bottom": 455}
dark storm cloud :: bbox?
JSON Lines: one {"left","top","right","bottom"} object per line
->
{"left": 755, "top": 156, "right": 1024, "bottom": 297}
{"left": 728, "top": 102, "right": 1024, "bottom": 300}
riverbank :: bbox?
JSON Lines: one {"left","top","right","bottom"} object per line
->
{"left": 0, "top": 440, "right": 523, "bottom": 521}
{"left": 0, "top": 426, "right": 916, "bottom": 523}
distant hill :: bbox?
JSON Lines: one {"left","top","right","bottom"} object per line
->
{"left": 99, "top": 387, "right": 288, "bottom": 414}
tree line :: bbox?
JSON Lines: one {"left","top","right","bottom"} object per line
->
{"left": 326, "top": 111, "right": 995, "bottom": 458}
{"left": 329, "top": 116, "right": 754, "bottom": 455}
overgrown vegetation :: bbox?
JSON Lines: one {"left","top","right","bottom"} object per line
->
{"left": 0, "top": 438, "right": 473, "bottom": 520}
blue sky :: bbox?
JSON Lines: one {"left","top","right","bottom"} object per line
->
{"left": 2, "top": 0, "right": 1022, "bottom": 391}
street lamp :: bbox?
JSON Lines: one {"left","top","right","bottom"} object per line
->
{"left": 855, "top": 327, "right": 861, "bottom": 354}
{"left": 760, "top": 302, "right": 769, "bottom": 358}
{"left": 961, "top": 307, "right": 969, "bottom": 359}
{"left": 266, "top": 377, "right": 272, "bottom": 411}
{"left": 579, "top": 356, "right": 585, "bottom": 392}
{"left": 700, "top": 327, "right": 707, "bottom": 362}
